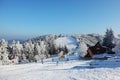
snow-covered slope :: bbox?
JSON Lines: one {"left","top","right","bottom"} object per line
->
{"left": 1, "top": 54, "right": 120, "bottom": 80}
{"left": 54, "top": 37, "right": 78, "bottom": 51}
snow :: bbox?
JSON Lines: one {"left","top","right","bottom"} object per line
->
{"left": 54, "top": 37, "right": 78, "bottom": 51}
{"left": 77, "top": 41, "right": 88, "bottom": 57}
{"left": 93, "top": 53, "right": 115, "bottom": 58}
{"left": 1, "top": 54, "right": 120, "bottom": 80}
{"left": 114, "top": 34, "right": 120, "bottom": 39}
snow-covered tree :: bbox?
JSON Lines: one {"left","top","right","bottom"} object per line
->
{"left": 77, "top": 39, "right": 88, "bottom": 57}
{"left": 102, "top": 28, "right": 115, "bottom": 50}
{"left": 34, "top": 42, "right": 41, "bottom": 61}
{"left": 63, "top": 46, "right": 69, "bottom": 55}
{"left": 0, "top": 39, "right": 9, "bottom": 65}
{"left": 34, "top": 41, "right": 49, "bottom": 63}
{"left": 48, "top": 42, "right": 56, "bottom": 55}
{"left": 8, "top": 40, "right": 23, "bottom": 64}
{"left": 23, "top": 40, "right": 35, "bottom": 62}
{"left": 113, "top": 40, "right": 120, "bottom": 53}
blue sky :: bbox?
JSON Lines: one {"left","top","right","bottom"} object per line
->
{"left": 0, "top": 0, "right": 120, "bottom": 40}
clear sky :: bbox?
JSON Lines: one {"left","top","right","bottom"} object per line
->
{"left": 0, "top": 0, "right": 120, "bottom": 40}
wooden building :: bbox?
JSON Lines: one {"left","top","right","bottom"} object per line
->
{"left": 85, "top": 42, "right": 107, "bottom": 58}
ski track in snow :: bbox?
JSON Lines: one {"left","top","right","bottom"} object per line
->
{"left": 1, "top": 56, "right": 120, "bottom": 80}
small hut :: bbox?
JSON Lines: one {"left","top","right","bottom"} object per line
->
{"left": 85, "top": 42, "right": 107, "bottom": 58}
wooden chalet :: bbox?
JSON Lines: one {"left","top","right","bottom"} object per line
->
{"left": 85, "top": 42, "right": 107, "bottom": 58}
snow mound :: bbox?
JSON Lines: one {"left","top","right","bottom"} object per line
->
{"left": 54, "top": 37, "right": 78, "bottom": 51}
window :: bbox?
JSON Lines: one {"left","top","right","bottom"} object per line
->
{"left": 96, "top": 48, "right": 100, "bottom": 50}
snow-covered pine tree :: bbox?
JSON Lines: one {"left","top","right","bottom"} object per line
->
{"left": 102, "top": 28, "right": 115, "bottom": 51}
{"left": 34, "top": 42, "right": 41, "bottom": 56}
{"left": 34, "top": 41, "right": 49, "bottom": 63}
{"left": 0, "top": 39, "right": 9, "bottom": 65}
{"left": 8, "top": 40, "right": 23, "bottom": 64}
{"left": 23, "top": 40, "right": 35, "bottom": 62}
{"left": 48, "top": 42, "right": 56, "bottom": 55}
{"left": 63, "top": 46, "right": 69, "bottom": 55}
{"left": 77, "top": 39, "right": 88, "bottom": 57}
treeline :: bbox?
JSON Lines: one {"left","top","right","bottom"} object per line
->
{"left": 0, "top": 28, "right": 118, "bottom": 65}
